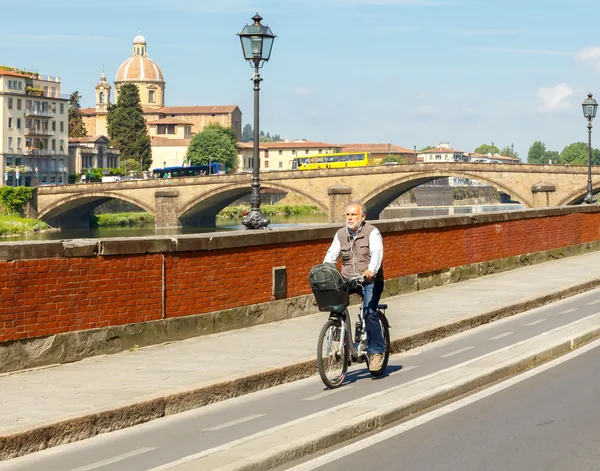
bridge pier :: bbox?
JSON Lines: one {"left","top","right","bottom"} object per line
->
{"left": 531, "top": 182, "right": 556, "bottom": 207}
{"left": 155, "top": 190, "right": 181, "bottom": 229}
{"left": 328, "top": 185, "right": 352, "bottom": 223}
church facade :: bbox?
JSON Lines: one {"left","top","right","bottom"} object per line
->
{"left": 81, "top": 34, "right": 242, "bottom": 168}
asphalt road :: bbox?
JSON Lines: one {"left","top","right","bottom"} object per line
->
{"left": 299, "top": 339, "right": 600, "bottom": 471}
{"left": 3, "top": 289, "right": 600, "bottom": 471}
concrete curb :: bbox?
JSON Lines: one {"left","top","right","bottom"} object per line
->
{"left": 2, "top": 278, "right": 600, "bottom": 461}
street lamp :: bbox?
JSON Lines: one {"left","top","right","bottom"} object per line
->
{"left": 238, "top": 13, "right": 276, "bottom": 230}
{"left": 582, "top": 93, "right": 598, "bottom": 204}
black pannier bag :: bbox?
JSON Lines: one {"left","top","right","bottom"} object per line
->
{"left": 309, "top": 263, "right": 349, "bottom": 312}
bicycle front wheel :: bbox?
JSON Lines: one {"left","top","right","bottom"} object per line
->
{"left": 317, "top": 319, "right": 348, "bottom": 389}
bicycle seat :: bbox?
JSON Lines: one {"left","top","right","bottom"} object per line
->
{"left": 378, "top": 304, "right": 388, "bottom": 310}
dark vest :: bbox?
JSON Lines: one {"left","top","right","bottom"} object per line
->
{"left": 336, "top": 222, "right": 383, "bottom": 282}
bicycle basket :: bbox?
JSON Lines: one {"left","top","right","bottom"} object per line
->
{"left": 308, "top": 263, "right": 349, "bottom": 312}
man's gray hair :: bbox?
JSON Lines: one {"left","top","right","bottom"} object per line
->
{"left": 346, "top": 201, "right": 367, "bottom": 217}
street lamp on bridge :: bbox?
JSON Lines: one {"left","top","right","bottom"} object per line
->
{"left": 582, "top": 93, "right": 598, "bottom": 204}
{"left": 238, "top": 13, "right": 276, "bottom": 230}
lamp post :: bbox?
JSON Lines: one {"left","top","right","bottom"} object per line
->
{"left": 582, "top": 93, "right": 598, "bottom": 204}
{"left": 414, "top": 145, "right": 417, "bottom": 164}
{"left": 238, "top": 13, "right": 276, "bottom": 230}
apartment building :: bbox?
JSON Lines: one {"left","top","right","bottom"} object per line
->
{"left": 0, "top": 68, "right": 69, "bottom": 186}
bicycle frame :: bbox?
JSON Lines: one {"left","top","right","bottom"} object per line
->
{"left": 328, "top": 307, "right": 365, "bottom": 362}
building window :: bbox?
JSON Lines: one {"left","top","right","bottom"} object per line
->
{"left": 52, "top": 121, "right": 56, "bottom": 131}
{"left": 264, "top": 150, "right": 269, "bottom": 158}
{"left": 278, "top": 150, "right": 282, "bottom": 155}
{"left": 292, "top": 149, "right": 296, "bottom": 155}
{"left": 305, "top": 149, "right": 309, "bottom": 155}
{"left": 319, "top": 149, "right": 322, "bottom": 154}
{"left": 8, "top": 118, "right": 12, "bottom": 129}
{"left": 7, "top": 98, "right": 12, "bottom": 109}
{"left": 17, "top": 99, "right": 21, "bottom": 110}
{"left": 59, "top": 140, "right": 64, "bottom": 152}
{"left": 264, "top": 160, "right": 269, "bottom": 168}
{"left": 18, "top": 81, "right": 22, "bottom": 90}
{"left": 279, "top": 161, "right": 283, "bottom": 168}
{"left": 17, "top": 137, "right": 21, "bottom": 150}
{"left": 59, "top": 103, "right": 64, "bottom": 114}
{"left": 436, "top": 154, "right": 442, "bottom": 160}
{"left": 148, "top": 90, "right": 155, "bottom": 103}
{"left": 52, "top": 139, "right": 56, "bottom": 150}
{"left": 16, "top": 118, "right": 21, "bottom": 129}
{"left": 8, "top": 137, "right": 13, "bottom": 150}
{"left": 60, "top": 121, "right": 64, "bottom": 132}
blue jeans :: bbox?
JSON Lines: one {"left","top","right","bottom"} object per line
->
{"left": 362, "top": 281, "right": 385, "bottom": 355}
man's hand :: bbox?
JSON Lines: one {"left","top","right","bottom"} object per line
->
{"left": 363, "top": 270, "right": 375, "bottom": 281}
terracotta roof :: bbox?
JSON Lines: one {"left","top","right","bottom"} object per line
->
{"left": 116, "top": 56, "right": 164, "bottom": 82}
{"left": 0, "top": 70, "right": 28, "bottom": 78}
{"left": 81, "top": 107, "right": 96, "bottom": 116}
{"left": 236, "top": 141, "right": 338, "bottom": 149}
{"left": 341, "top": 143, "right": 416, "bottom": 154}
{"left": 422, "top": 147, "right": 465, "bottom": 154}
{"left": 69, "top": 136, "right": 109, "bottom": 143}
{"left": 150, "top": 137, "right": 191, "bottom": 147}
{"left": 146, "top": 117, "right": 192, "bottom": 125}
{"left": 155, "top": 105, "right": 239, "bottom": 114}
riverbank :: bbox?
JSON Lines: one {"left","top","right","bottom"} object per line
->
{"left": 0, "top": 215, "right": 51, "bottom": 237}
{"left": 90, "top": 212, "right": 155, "bottom": 227}
{"left": 217, "top": 204, "right": 323, "bottom": 220}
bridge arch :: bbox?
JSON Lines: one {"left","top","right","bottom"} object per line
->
{"left": 39, "top": 192, "right": 155, "bottom": 228}
{"left": 178, "top": 182, "right": 329, "bottom": 226}
{"left": 557, "top": 183, "right": 600, "bottom": 206}
{"left": 361, "top": 171, "right": 533, "bottom": 218}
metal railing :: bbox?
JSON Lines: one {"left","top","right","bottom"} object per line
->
{"left": 24, "top": 108, "right": 55, "bottom": 118}
{"left": 24, "top": 148, "right": 57, "bottom": 156}
{"left": 24, "top": 128, "right": 54, "bottom": 136}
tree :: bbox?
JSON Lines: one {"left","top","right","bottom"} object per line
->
{"left": 544, "top": 150, "right": 560, "bottom": 164}
{"left": 499, "top": 145, "right": 519, "bottom": 160}
{"left": 185, "top": 123, "right": 237, "bottom": 171}
{"left": 242, "top": 123, "right": 253, "bottom": 142}
{"left": 68, "top": 91, "right": 87, "bottom": 138}
{"left": 560, "top": 142, "right": 588, "bottom": 165}
{"left": 107, "top": 83, "right": 152, "bottom": 170}
{"left": 527, "top": 141, "right": 547, "bottom": 164}
{"left": 380, "top": 155, "right": 407, "bottom": 165}
{"left": 420, "top": 145, "right": 435, "bottom": 152}
{"left": 474, "top": 144, "right": 500, "bottom": 156}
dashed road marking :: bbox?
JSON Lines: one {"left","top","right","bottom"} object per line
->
{"left": 525, "top": 319, "right": 547, "bottom": 327}
{"left": 489, "top": 332, "right": 514, "bottom": 340}
{"left": 71, "top": 448, "right": 156, "bottom": 471}
{"left": 304, "top": 386, "right": 354, "bottom": 401}
{"left": 203, "top": 414, "right": 265, "bottom": 431}
{"left": 439, "top": 346, "right": 474, "bottom": 358}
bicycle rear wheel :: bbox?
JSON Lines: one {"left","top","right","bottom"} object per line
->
{"left": 369, "top": 313, "right": 390, "bottom": 377}
{"left": 317, "top": 319, "right": 348, "bottom": 389}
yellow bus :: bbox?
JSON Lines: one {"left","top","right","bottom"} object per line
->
{"left": 291, "top": 152, "right": 371, "bottom": 170}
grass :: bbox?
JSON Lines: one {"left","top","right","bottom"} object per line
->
{"left": 0, "top": 215, "right": 50, "bottom": 236}
{"left": 218, "top": 204, "right": 323, "bottom": 219}
{"left": 91, "top": 212, "right": 155, "bottom": 227}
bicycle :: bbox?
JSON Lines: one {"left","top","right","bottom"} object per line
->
{"left": 315, "top": 276, "right": 391, "bottom": 389}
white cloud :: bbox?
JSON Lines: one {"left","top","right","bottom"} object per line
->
{"left": 295, "top": 86, "right": 313, "bottom": 96}
{"left": 462, "top": 105, "right": 474, "bottom": 115}
{"left": 458, "top": 28, "right": 525, "bottom": 36}
{"left": 575, "top": 46, "right": 600, "bottom": 73}
{"left": 416, "top": 104, "right": 441, "bottom": 115}
{"left": 471, "top": 46, "right": 571, "bottom": 56}
{"left": 537, "top": 83, "right": 573, "bottom": 112}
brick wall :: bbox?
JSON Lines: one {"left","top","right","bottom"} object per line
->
{"left": 2, "top": 207, "right": 600, "bottom": 343}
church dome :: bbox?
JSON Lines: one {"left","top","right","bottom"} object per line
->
{"left": 115, "top": 33, "right": 164, "bottom": 83}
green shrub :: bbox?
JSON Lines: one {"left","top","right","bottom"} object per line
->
{"left": 0, "top": 215, "right": 49, "bottom": 236}
{"left": 0, "top": 186, "right": 34, "bottom": 216}
{"left": 91, "top": 212, "right": 155, "bottom": 227}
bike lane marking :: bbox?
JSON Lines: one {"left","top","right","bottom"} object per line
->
{"left": 71, "top": 447, "right": 156, "bottom": 471}
{"left": 203, "top": 414, "right": 266, "bottom": 431}
{"left": 439, "top": 346, "right": 474, "bottom": 358}
{"left": 525, "top": 319, "right": 547, "bottom": 326}
{"left": 489, "top": 332, "right": 513, "bottom": 340}
{"left": 304, "top": 386, "right": 354, "bottom": 401}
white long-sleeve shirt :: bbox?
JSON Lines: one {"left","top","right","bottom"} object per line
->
{"left": 324, "top": 226, "right": 383, "bottom": 273}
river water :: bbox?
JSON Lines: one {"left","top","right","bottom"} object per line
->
{"left": 4, "top": 204, "right": 523, "bottom": 242}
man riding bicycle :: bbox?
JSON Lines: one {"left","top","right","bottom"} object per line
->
{"left": 323, "top": 201, "right": 385, "bottom": 371}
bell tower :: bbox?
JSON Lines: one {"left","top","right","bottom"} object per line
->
{"left": 95, "top": 70, "right": 111, "bottom": 136}
{"left": 95, "top": 70, "right": 111, "bottom": 113}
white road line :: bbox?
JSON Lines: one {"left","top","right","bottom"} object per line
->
{"left": 559, "top": 308, "right": 578, "bottom": 315}
{"left": 287, "top": 337, "right": 600, "bottom": 471}
{"left": 402, "top": 351, "right": 421, "bottom": 356}
{"left": 71, "top": 448, "right": 156, "bottom": 471}
{"left": 203, "top": 414, "right": 265, "bottom": 431}
{"left": 439, "top": 346, "right": 474, "bottom": 358}
{"left": 489, "top": 332, "right": 514, "bottom": 340}
{"left": 304, "top": 386, "right": 354, "bottom": 401}
{"left": 525, "top": 319, "right": 547, "bottom": 326}
{"left": 586, "top": 300, "right": 600, "bottom": 305}
{"left": 400, "top": 365, "right": 420, "bottom": 373}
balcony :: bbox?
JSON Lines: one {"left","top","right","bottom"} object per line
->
{"left": 24, "top": 108, "right": 55, "bottom": 118}
{"left": 24, "top": 148, "right": 57, "bottom": 156}
{"left": 24, "top": 128, "right": 54, "bottom": 137}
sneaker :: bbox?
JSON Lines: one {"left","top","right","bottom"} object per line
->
{"left": 369, "top": 353, "right": 384, "bottom": 371}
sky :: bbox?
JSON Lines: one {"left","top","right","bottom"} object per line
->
{"left": 2, "top": 0, "right": 600, "bottom": 158}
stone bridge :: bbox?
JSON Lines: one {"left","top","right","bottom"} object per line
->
{"left": 32, "top": 162, "right": 600, "bottom": 228}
